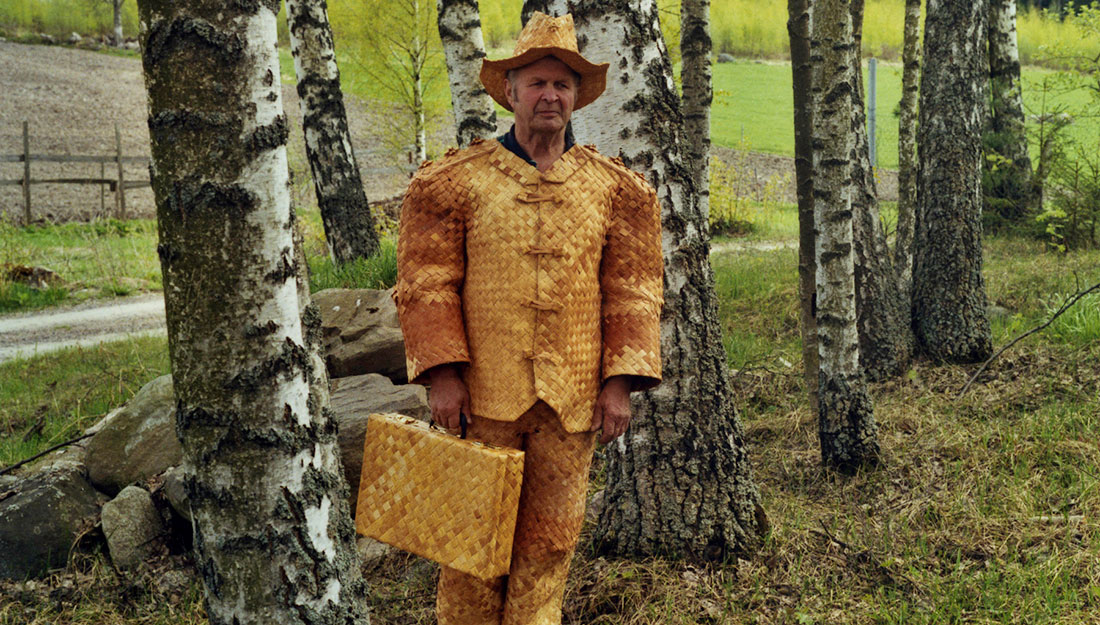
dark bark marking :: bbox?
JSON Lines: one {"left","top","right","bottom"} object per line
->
{"left": 223, "top": 337, "right": 310, "bottom": 392}
{"left": 244, "top": 114, "right": 289, "bottom": 157}
{"left": 264, "top": 249, "right": 297, "bottom": 284}
{"left": 143, "top": 16, "right": 245, "bottom": 68}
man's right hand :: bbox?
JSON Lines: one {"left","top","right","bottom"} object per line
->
{"left": 427, "top": 365, "right": 471, "bottom": 431}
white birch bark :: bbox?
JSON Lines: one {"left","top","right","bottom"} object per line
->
{"left": 438, "top": 0, "right": 498, "bottom": 147}
{"left": 849, "top": 0, "right": 913, "bottom": 382}
{"left": 987, "top": 0, "right": 1033, "bottom": 218}
{"left": 895, "top": 0, "right": 921, "bottom": 302}
{"left": 811, "top": 0, "right": 879, "bottom": 471}
{"left": 913, "top": 0, "right": 993, "bottom": 363}
{"left": 112, "top": 0, "right": 124, "bottom": 46}
{"left": 545, "top": 0, "right": 765, "bottom": 560}
{"left": 137, "top": 0, "right": 370, "bottom": 622}
{"left": 788, "top": 0, "right": 819, "bottom": 419}
{"left": 286, "top": 0, "right": 380, "bottom": 264}
{"left": 681, "top": 0, "right": 711, "bottom": 222}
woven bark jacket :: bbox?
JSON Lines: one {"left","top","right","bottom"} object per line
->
{"left": 395, "top": 138, "right": 663, "bottom": 433}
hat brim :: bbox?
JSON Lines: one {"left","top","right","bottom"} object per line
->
{"left": 480, "top": 48, "right": 609, "bottom": 112}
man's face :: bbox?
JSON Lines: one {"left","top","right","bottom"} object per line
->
{"left": 504, "top": 56, "right": 578, "bottom": 137}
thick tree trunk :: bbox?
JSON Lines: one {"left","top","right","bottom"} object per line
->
{"left": 811, "top": 0, "right": 880, "bottom": 472}
{"left": 112, "top": 0, "right": 124, "bottom": 46}
{"left": 849, "top": 0, "right": 913, "bottom": 382}
{"left": 913, "top": 0, "right": 993, "bottom": 363}
{"left": 546, "top": 0, "right": 765, "bottom": 560}
{"left": 895, "top": 0, "right": 921, "bottom": 303}
{"left": 987, "top": 0, "right": 1033, "bottom": 220}
{"left": 438, "top": 0, "right": 498, "bottom": 147}
{"left": 787, "top": 0, "right": 818, "bottom": 418}
{"left": 681, "top": 0, "right": 711, "bottom": 223}
{"left": 137, "top": 1, "right": 370, "bottom": 623}
{"left": 286, "top": 0, "right": 381, "bottom": 264}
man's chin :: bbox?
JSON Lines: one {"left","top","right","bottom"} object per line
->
{"left": 530, "top": 119, "right": 566, "bottom": 134}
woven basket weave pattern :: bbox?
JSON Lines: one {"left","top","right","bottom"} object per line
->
{"left": 355, "top": 413, "right": 525, "bottom": 579}
{"left": 396, "top": 139, "right": 663, "bottom": 433}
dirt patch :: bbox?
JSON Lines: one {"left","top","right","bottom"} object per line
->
{"left": 0, "top": 40, "right": 445, "bottom": 223}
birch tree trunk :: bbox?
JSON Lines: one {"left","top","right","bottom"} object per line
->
{"left": 545, "top": 0, "right": 765, "bottom": 560}
{"left": 112, "top": 0, "right": 124, "bottom": 46}
{"left": 811, "top": 0, "right": 880, "bottom": 471}
{"left": 137, "top": 1, "right": 370, "bottom": 623}
{"left": 286, "top": 0, "right": 381, "bottom": 264}
{"left": 438, "top": 0, "right": 498, "bottom": 147}
{"left": 913, "top": 0, "right": 993, "bottom": 363}
{"left": 849, "top": 0, "right": 913, "bottom": 382}
{"left": 987, "top": 0, "right": 1034, "bottom": 220}
{"left": 787, "top": 0, "right": 818, "bottom": 417}
{"left": 681, "top": 0, "right": 711, "bottom": 222}
{"left": 412, "top": 0, "right": 428, "bottom": 163}
{"left": 895, "top": 0, "right": 921, "bottom": 302}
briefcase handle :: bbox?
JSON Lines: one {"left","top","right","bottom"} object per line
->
{"left": 428, "top": 413, "right": 469, "bottom": 439}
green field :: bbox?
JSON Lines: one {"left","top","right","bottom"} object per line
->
{"left": 712, "top": 59, "right": 1098, "bottom": 171}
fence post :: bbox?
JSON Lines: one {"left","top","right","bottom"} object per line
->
{"left": 22, "top": 121, "right": 31, "bottom": 224}
{"left": 100, "top": 160, "right": 106, "bottom": 216}
{"left": 115, "top": 123, "right": 126, "bottom": 220}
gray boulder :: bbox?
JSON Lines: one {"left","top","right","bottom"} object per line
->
{"left": 330, "top": 373, "right": 428, "bottom": 501}
{"left": 0, "top": 466, "right": 107, "bottom": 579}
{"left": 101, "top": 486, "right": 165, "bottom": 570}
{"left": 316, "top": 288, "right": 407, "bottom": 382}
{"left": 356, "top": 536, "right": 395, "bottom": 568}
{"left": 85, "top": 375, "right": 181, "bottom": 495}
{"left": 717, "top": 52, "right": 736, "bottom": 63}
{"left": 67, "top": 32, "right": 81, "bottom": 44}
{"left": 161, "top": 465, "right": 191, "bottom": 523}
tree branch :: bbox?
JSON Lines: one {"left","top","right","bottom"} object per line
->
{"left": 0, "top": 432, "right": 94, "bottom": 476}
{"left": 956, "top": 279, "right": 1100, "bottom": 400}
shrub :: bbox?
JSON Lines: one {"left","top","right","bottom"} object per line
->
{"left": 708, "top": 140, "right": 789, "bottom": 236}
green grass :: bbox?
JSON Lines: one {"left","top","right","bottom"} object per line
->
{"left": 0, "top": 218, "right": 161, "bottom": 312}
{"left": 0, "top": 334, "right": 170, "bottom": 468}
{"left": 308, "top": 237, "right": 398, "bottom": 292}
{"left": 713, "top": 59, "right": 1099, "bottom": 172}
{"left": 0, "top": 0, "right": 139, "bottom": 41}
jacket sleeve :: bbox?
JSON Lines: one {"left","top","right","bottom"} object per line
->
{"left": 394, "top": 171, "right": 470, "bottom": 384}
{"left": 600, "top": 171, "right": 664, "bottom": 390}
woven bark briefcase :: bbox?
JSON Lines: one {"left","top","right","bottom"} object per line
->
{"left": 355, "top": 413, "right": 525, "bottom": 579}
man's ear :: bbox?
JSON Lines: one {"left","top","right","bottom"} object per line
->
{"left": 504, "top": 78, "right": 514, "bottom": 109}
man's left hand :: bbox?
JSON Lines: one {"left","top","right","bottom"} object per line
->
{"left": 591, "top": 376, "right": 632, "bottom": 444}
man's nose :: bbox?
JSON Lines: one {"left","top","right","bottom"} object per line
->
{"left": 540, "top": 87, "right": 560, "bottom": 102}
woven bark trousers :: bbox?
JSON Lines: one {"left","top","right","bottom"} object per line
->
{"left": 437, "top": 401, "right": 597, "bottom": 625}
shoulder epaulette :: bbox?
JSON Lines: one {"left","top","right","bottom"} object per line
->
{"left": 413, "top": 140, "right": 496, "bottom": 178}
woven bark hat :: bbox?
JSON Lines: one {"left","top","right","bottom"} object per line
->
{"left": 480, "top": 12, "right": 608, "bottom": 112}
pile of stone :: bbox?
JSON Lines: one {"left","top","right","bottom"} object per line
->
{"left": 0, "top": 288, "right": 426, "bottom": 580}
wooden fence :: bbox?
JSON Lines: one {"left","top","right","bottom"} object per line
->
{"left": 0, "top": 121, "right": 150, "bottom": 224}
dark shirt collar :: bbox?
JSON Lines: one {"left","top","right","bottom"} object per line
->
{"left": 497, "top": 125, "right": 575, "bottom": 167}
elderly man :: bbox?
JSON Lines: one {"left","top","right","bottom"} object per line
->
{"left": 394, "top": 12, "right": 663, "bottom": 625}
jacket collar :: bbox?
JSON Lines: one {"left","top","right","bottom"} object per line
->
{"left": 488, "top": 136, "right": 590, "bottom": 186}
